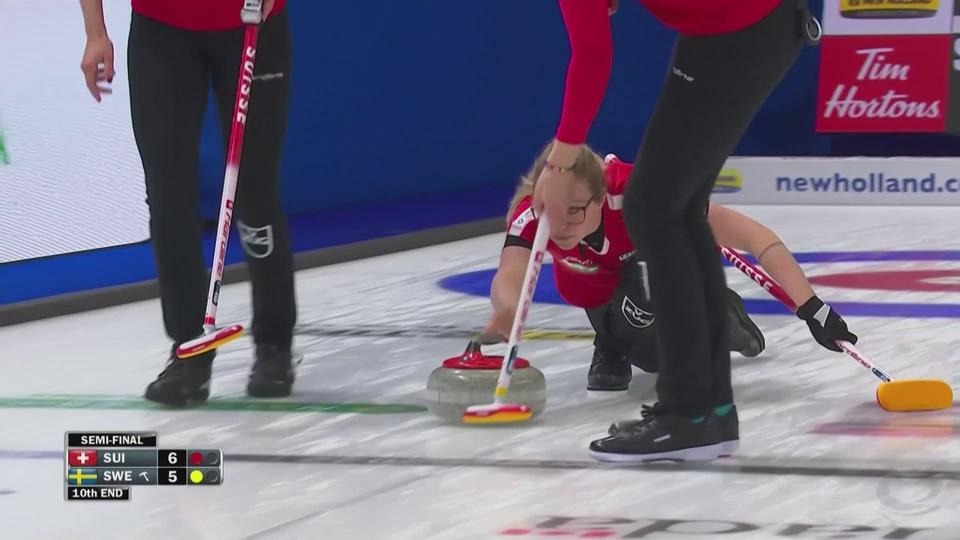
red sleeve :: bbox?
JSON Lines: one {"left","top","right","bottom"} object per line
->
{"left": 505, "top": 197, "right": 537, "bottom": 248}
{"left": 555, "top": 0, "right": 613, "bottom": 145}
{"left": 603, "top": 154, "right": 633, "bottom": 196}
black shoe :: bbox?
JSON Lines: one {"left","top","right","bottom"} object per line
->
{"left": 587, "top": 347, "right": 631, "bottom": 392}
{"left": 715, "top": 405, "right": 740, "bottom": 457}
{"left": 607, "top": 404, "right": 658, "bottom": 436}
{"left": 590, "top": 403, "right": 724, "bottom": 462}
{"left": 246, "top": 344, "right": 295, "bottom": 398}
{"left": 726, "top": 288, "right": 765, "bottom": 357}
{"left": 144, "top": 351, "right": 213, "bottom": 407}
{"left": 607, "top": 403, "right": 740, "bottom": 457}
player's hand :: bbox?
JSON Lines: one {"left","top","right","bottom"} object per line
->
{"left": 796, "top": 296, "right": 858, "bottom": 352}
{"left": 81, "top": 34, "right": 114, "bottom": 102}
{"left": 483, "top": 309, "right": 514, "bottom": 343}
{"left": 608, "top": 0, "right": 619, "bottom": 15}
{"left": 533, "top": 140, "right": 580, "bottom": 239}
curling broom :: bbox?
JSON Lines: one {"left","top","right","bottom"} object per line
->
{"left": 721, "top": 245, "right": 953, "bottom": 412}
{"left": 463, "top": 214, "right": 551, "bottom": 424}
{"left": 176, "top": 1, "right": 265, "bottom": 358}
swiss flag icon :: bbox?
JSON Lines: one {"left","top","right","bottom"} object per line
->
{"left": 68, "top": 449, "right": 97, "bottom": 467}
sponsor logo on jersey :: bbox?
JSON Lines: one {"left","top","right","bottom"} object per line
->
{"left": 510, "top": 208, "right": 535, "bottom": 237}
{"left": 560, "top": 257, "right": 599, "bottom": 274}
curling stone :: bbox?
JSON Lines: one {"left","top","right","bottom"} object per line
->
{"left": 426, "top": 340, "right": 546, "bottom": 424}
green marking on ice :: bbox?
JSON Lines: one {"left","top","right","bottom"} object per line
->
{"left": 0, "top": 130, "right": 9, "bottom": 165}
{"left": 0, "top": 394, "right": 426, "bottom": 414}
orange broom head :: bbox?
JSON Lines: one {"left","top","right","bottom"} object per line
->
{"left": 876, "top": 380, "right": 954, "bottom": 412}
{"left": 176, "top": 324, "right": 244, "bottom": 359}
{"left": 462, "top": 404, "right": 533, "bottom": 424}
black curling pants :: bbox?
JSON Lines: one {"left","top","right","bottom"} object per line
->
{"left": 584, "top": 255, "right": 661, "bottom": 369}
{"left": 128, "top": 10, "right": 296, "bottom": 351}
{"left": 622, "top": 0, "right": 804, "bottom": 414}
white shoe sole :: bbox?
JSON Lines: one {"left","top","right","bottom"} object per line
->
{"left": 719, "top": 439, "right": 739, "bottom": 457}
{"left": 607, "top": 423, "right": 740, "bottom": 457}
{"left": 586, "top": 388, "right": 629, "bottom": 400}
{"left": 589, "top": 441, "right": 726, "bottom": 463}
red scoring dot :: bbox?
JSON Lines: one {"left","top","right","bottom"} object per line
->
{"left": 190, "top": 452, "right": 203, "bottom": 466}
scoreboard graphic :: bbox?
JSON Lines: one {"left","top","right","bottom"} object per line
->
{"left": 64, "top": 431, "right": 223, "bottom": 501}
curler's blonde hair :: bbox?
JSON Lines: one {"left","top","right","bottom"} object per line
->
{"left": 507, "top": 141, "right": 606, "bottom": 221}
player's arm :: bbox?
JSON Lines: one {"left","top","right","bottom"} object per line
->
{"left": 483, "top": 244, "right": 531, "bottom": 341}
{"left": 555, "top": 0, "right": 613, "bottom": 146}
{"left": 537, "top": 0, "right": 613, "bottom": 230}
{"left": 708, "top": 203, "right": 857, "bottom": 352}
{"left": 78, "top": 0, "right": 115, "bottom": 102}
{"left": 707, "top": 203, "right": 815, "bottom": 307}
{"left": 79, "top": 0, "right": 107, "bottom": 37}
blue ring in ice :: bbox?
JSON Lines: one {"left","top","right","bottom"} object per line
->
{"left": 437, "top": 251, "right": 960, "bottom": 319}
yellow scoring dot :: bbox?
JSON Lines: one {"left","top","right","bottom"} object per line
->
{"left": 189, "top": 470, "right": 204, "bottom": 484}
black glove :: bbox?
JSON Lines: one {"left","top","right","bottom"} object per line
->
{"left": 796, "top": 296, "right": 857, "bottom": 352}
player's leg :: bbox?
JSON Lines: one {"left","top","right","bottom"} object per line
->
{"left": 584, "top": 256, "right": 662, "bottom": 392}
{"left": 590, "top": 0, "right": 805, "bottom": 461}
{"left": 207, "top": 9, "right": 297, "bottom": 397}
{"left": 683, "top": 181, "right": 744, "bottom": 455}
{"left": 129, "top": 13, "right": 216, "bottom": 406}
{"left": 584, "top": 304, "right": 633, "bottom": 392}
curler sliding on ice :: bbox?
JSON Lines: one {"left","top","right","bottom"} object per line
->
{"left": 482, "top": 143, "right": 847, "bottom": 399}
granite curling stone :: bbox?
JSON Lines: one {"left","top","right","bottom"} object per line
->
{"left": 426, "top": 340, "right": 546, "bottom": 424}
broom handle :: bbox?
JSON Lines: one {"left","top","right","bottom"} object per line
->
{"left": 719, "top": 246, "right": 894, "bottom": 383}
{"left": 719, "top": 246, "right": 797, "bottom": 311}
{"left": 492, "top": 214, "right": 551, "bottom": 402}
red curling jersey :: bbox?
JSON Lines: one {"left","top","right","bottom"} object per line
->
{"left": 131, "top": 0, "right": 287, "bottom": 31}
{"left": 505, "top": 155, "right": 636, "bottom": 308}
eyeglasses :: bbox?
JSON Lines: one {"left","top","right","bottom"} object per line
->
{"left": 530, "top": 200, "right": 595, "bottom": 225}
{"left": 565, "top": 202, "right": 592, "bottom": 225}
